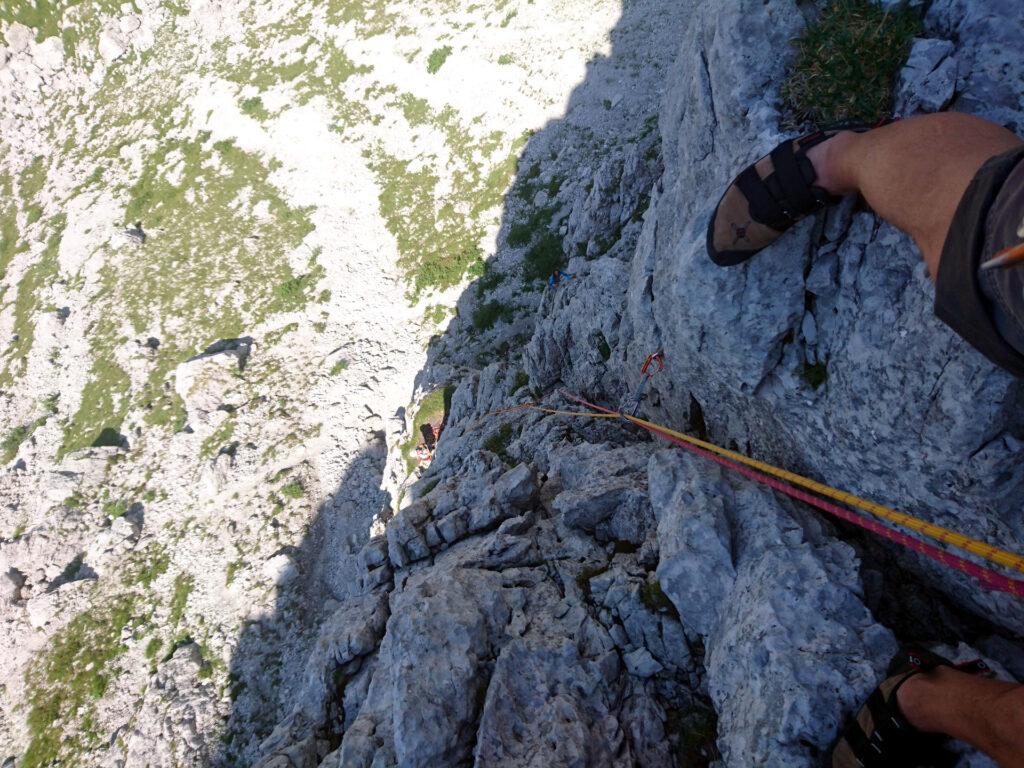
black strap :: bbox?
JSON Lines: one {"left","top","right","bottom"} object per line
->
{"left": 840, "top": 718, "right": 886, "bottom": 768}
{"left": 769, "top": 141, "right": 819, "bottom": 214}
{"left": 735, "top": 166, "right": 792, "bottom": 231}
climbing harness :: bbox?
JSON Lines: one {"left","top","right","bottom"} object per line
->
{"left": 481, "top": 392, "right": 1024, "bottom": 595}
{"left": 626, "top": 352, "right": 664, "bottom": 416}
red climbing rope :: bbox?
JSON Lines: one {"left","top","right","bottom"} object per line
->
{"left": 559, "top": 391, "right": 1024, "bottom": 597}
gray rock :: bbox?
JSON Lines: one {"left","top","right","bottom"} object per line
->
{"left": 0, "top": 568, "right": 24, "bottom": 604}
{"left": 122, "top": 644, "right": 219, "bottom": 767}
{"left": 623, "top": 647, "right": 663, "bottom": 678}
{"left": 896, "top": 37, "right": 957, "bottom": 115}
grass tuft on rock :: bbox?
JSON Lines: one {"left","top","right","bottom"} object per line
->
{"left": 426, "top": 46, "right": 453, "bottom": 74}
{"left": 472, "top": 300, "right": 514, "bottom": 332}
{"left": 781, "top": 0, "right": 920, "bottom": 126}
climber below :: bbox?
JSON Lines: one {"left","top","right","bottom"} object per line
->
{"left": 707, "top": 112, "right": 1024, "bottom": 378}
{"left": 548, "top": 269, "right": 575, "bottom": 289}
{"left": 707, "top": 113, "right": 1024, "bottom": 765}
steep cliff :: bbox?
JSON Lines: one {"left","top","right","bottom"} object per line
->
{"left": 2, "top": 0, "right": 1023, "bottom": 765}
{"left": 250, "top": 0, "right": 1024, "bottom": 766}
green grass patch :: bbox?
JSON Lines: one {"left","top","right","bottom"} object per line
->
{"left": 640, "top": 579, "right": 679, "bottom": 618}
{"left": 482, "top": 422, "right": 516, "bottom": 464}
{"left": 225, "top": 558, "right": 245, "bottom": 586}
{"left": 781, "top": 0, "right": 920, "bottom": 125}
{"left": 240, "top": 95, "right": 271, "bottom": 121}
{"left": 472, "top": 300, "right": 514, "bottom": 332}
{"left": 423, "top": 304, "right": 450, "bottom": 325}
{"left": 168, "top": 572, "right": 193, "bottom": 625}
{"left": 280, "top": 481, "right": 304, "bottom": 499}
{"left": 329, "top": 358, "right": 349, "bottom": 375}
{"left": 0, "top": 171, "right": 24, "bottom": 281}
{"left": 199, "top": 418, "right": 237, "bottom": 461}
{"left": 102, "top": 499, "right": 129, "bottom": 518}
{"left": 1, "top": 423, "right": 32, "bottom": 463}
{"left": 144, "top": 637, "right": 163, "bottom": 661}
{"left": 801, "top": 360, "right": 828, "bottom": 389}
{"left": 512, "top": 370, "right": 530, "bottom": 392}
{"left": 22, "top": 595, "right": 135, "bottom": 768}
{"left": 368, "top": 126, "right": 527, "bottom": 297}
{"left": 1, "top": 216, "right": 65, "bottom": 387}
{"left": 60, "top": 131, "right": 315, "bottom": 456}
{"left": 523, "top": 232, "right": 566, "bottom": 283}
{"left": 426, "top": 46, "right": 453, "bottom": 74}
{"left": 497, "top": 53, "right": 513, "bottom": 65}
{"left": 507, "top": 204, "right": 557, "bottom": 248}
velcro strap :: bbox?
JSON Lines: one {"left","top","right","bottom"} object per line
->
{"left": 735, "top": 166, "right": 792, "bottom": 231}
{"left": 769, "top": 141, "right": 819, "bottom": 214}
{"left": 839, "top": 719, "right": 886, "bottom": 768}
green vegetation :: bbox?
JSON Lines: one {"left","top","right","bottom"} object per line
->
{"left": 523, "top": 232, "right": 566, "bottom": 282}
{"left": 801, "top": 360, "right": 828, "bottom": 389}
{"left": 640, "top": 579, "right": 679, "bottom": 618}
{"left": 0, "top": 171, "right": 24, "bottom": 283}
{"left": 368, "top": 114, "right": 528, "bottom": 296}
{"left": 0, "top": 0, "right": 129, "bottom": 59}
{"left": 397, "top": 93, "right": 431, "bottom": 126}
{"left": 144, "top": 637, "right": 163, "bottom": 662}
{"left": 575, "top": 564, "right": 609, "bottom": 597}
{"left": 482, "top": 422, "right": 515, "bottom": 464}
{"left": 168, "top": 573, "right": 193, "bottom": 625}
{"left": 402, "top": 385, "right": 454, "bottom": 472}
{"left": 60, "top": 131, "right": 315, "bottom": 456}
{"left": 512, "top": 370, "right": 530, "bottom": 392}
{"left": 198, "top": 417, "right": 236, "bottom": 461}
{"left": 781, "top": 0, "right": 920, "bottom": 125}
{"left": 22, "top": 595, "right": 135, "bottom": 768}
{"left": 134, "top": 548, "right": 170, "bottom": 588}
{"left": 596, "top": 333, "right": 611, "bottom": 361}
{"left": 497, "top": 53, "right": 514, "bottom": 65}
{"left": 472, "top": 300, "right": 514, "bottom": 332}
{"left": 1, "top": 216, "right": 65, "bottom": 387}
{"left": 225, "top": 558, "right": 245, "bottom": 586}
{"left": 329, "top": 358, "right": 350, "bottom": 375}
{"left": 420, "top": 477, "right": 441, "bottom": 496}
{"left": 423, "top": 304, "right": 450, "bottom": 325}
{"left": 1, "top": 424, "right": 32, "bottom": 463}
{"left": 326, "top": 0, "right": 400, "bottom": 37}
{"left": 240, "top": 95, "right": 271, "bottom": 121}
{"left": 426, "top": 46, "right": 453, "bottom": 74}
{"left": 507, "top": 204, "right": 557, "bottom": 248}
{"left": 280, "top": 481, "right": 304, "bottom": 499}
{"left": 23, "top": 542, "right": 176, "bottom": 766}
{"left": 102, "top": 499, "right": 129, "bottom": 518}
{"left": 505, "top": 168, "right": 568, "bottom": 285}
{"left": 500, "top": 10, "right": 517, "bottom": 27}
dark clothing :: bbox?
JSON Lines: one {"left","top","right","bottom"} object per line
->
{"left": 935, "top": 145, "right": 1024, "bottom": 377}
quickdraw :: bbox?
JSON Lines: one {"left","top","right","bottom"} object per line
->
{"left": 627, "top": 351, "right": 664, "bottom": 416}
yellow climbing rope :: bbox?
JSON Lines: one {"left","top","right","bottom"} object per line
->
{"left": 480, "top": 396, "right": 1024, "bottom": 576}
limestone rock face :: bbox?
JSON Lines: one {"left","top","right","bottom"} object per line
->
{"left": 531, "top": 0, "right": 1024, "bottom": 635}
{"left": 121, "top": 644, "right": 220, "bottom": 768}
{"left": 5, "top": 0, "right": 1024, "bottom": 765}
{"left": 247, "top": 0, "right": 1024, "bottom": 765}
